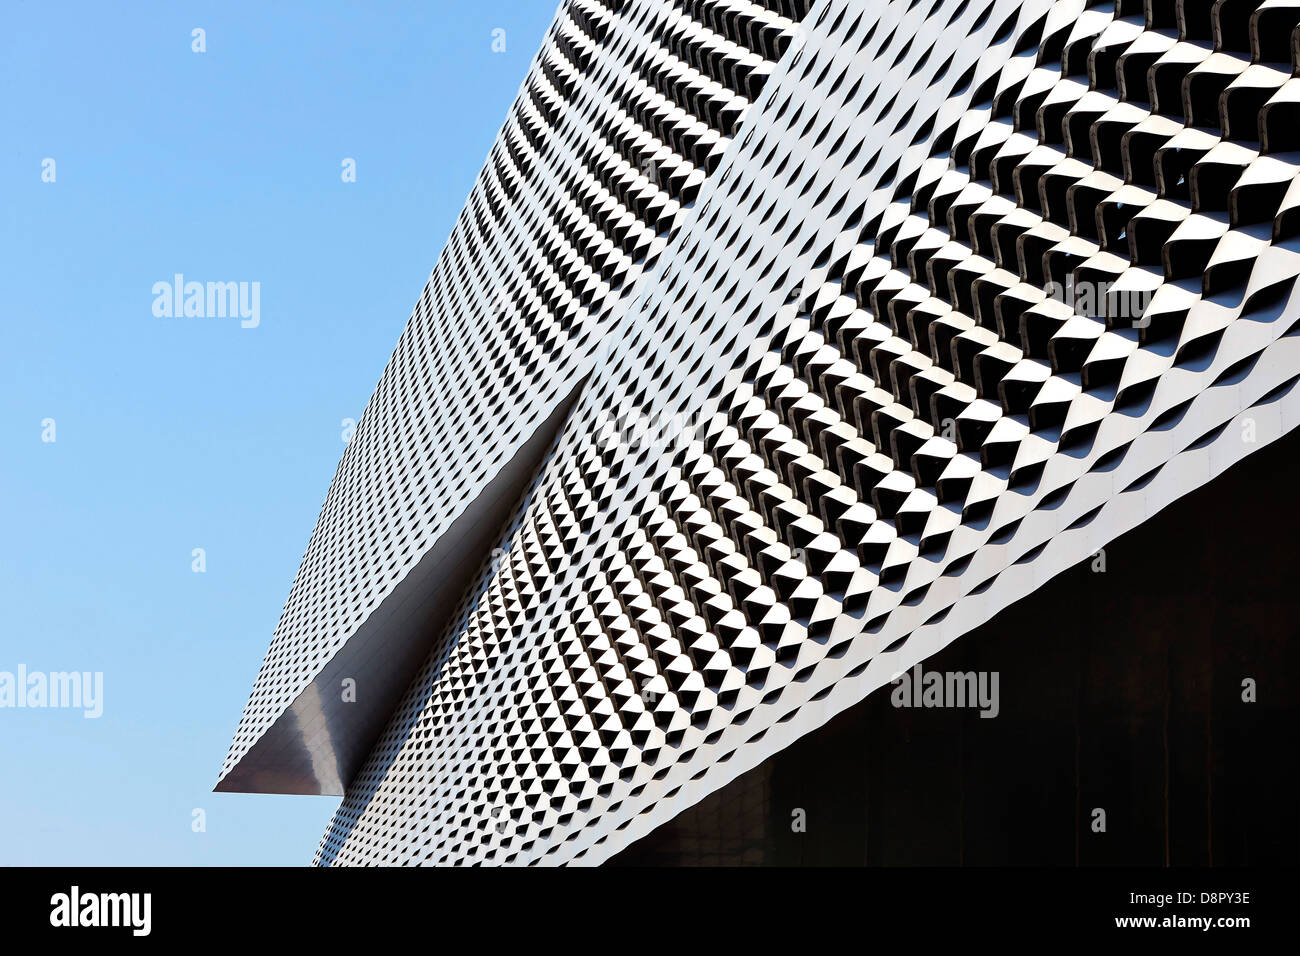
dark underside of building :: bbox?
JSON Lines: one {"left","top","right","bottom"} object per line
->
{"left": 610, "top": 427, "right": 1300, "bottom": 866}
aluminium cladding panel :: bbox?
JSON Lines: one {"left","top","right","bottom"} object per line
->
{"left": 313, "top": 0, "right": 1300, "bottom": 865}
{"left": 215, "top": 382, "right": 586, "bottom": 793}
{"left": 218, "top": 0, "right": 811, "bottom": 794}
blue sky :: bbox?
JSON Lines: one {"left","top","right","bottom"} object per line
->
{"left": 0, "top": 0, "right": 557, "bottom": 865}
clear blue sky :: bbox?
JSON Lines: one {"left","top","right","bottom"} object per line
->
{"left": 0, "top": 0, "right": 557, "bottom": 865}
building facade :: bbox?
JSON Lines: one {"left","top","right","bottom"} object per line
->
{"left": 220, "top": 0, "right": 1300, "bottom": 865}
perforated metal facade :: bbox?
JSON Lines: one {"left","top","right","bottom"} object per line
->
{"left": 219, "top": 0, "right": 1300, "bottom": 866}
